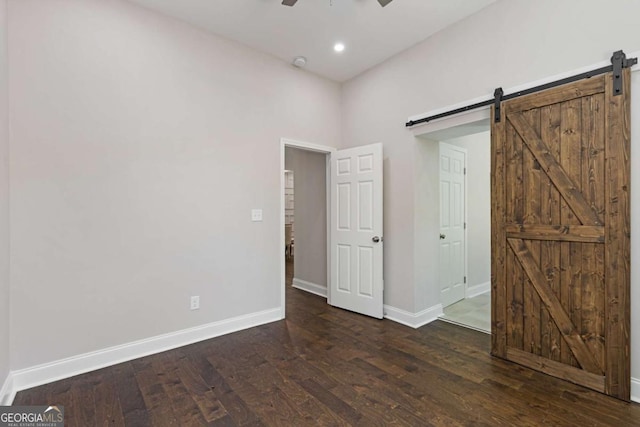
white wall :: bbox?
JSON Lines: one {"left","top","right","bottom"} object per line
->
{"left": 0, "top": 0, "right": 10, "bottom": 392}
{"left": 284, "top": 147, "right": 327, "bottom": 289}
{"left": 341, "top": 0, "right": 640, "bottom": 386}
{"left": 7, "top": 0, "right": 341, "bottom": 370}
{"left": 445, "top": 131, "right": 490, "bottom": 290}
{"left": 413, "top": 138, "right": 438, "bottom": 312}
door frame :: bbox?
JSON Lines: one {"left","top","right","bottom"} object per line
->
{"left": 279, "top": 138, "right": 336, "bottom": 319}
{"left": 438, "top": 141, "right": 468, "bottom": 307}
{"left": 415, "top": 115, "right": 489, "bottom": 316}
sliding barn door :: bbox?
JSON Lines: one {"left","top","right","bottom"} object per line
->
{"left": 491, "top": 70, "right": 631, "bottom": 400}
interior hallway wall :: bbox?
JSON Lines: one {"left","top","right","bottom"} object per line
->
{"left": 8, "top": 0, "right": 341, "bottom": 370}
{"left": 284, "top": 147, "right": 327, "bottom": 289}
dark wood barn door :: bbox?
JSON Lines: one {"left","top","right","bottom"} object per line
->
{"left": 491, "top": 70, "right": 631, "bottom": 400}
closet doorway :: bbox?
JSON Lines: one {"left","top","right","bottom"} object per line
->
{"left": 419, "top": 122, "right": 491, "bottom": 333}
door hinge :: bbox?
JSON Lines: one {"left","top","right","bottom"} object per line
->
{"left": 463, "top": 167, "right": 466, "bottom": 175}
{"left": 464, "top": 276, "right": 467, "bottom": 284}
{"left": 464, "top": 222, "right": 467, "bottom": 230}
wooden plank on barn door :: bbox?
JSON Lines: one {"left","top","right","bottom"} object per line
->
{"left": 504, "top": 224, "right": 604, "bottom": 243}
{"left": 581, "top": 92, "right": 606, "bottom": 374}
{"left": 539, "top": 103, "right": 562, "bottom": 363}
{"left": 506, "top": 119, "right": 524, "bottom": 351}
{"left": 490, "top": 106, "right": 507, "bottom": 358}
{"left": 603, "top": 68, "right": 631, "bottom": 399}
{"left": 491, "top": 69, "right": 630, "bottom": 401}
{"left": 522, "top": 108, "right": 541, "bottom": 357}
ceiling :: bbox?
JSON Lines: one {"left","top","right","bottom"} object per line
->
{"left": 126, "top": 0, "right": 496, "bottom": 82}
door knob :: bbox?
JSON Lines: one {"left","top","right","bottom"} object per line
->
{"left": 440, "top": 234, "right": 446, "bottom": 239}
{"left": 372, "top": 236, "right": 381, "bottom": 243}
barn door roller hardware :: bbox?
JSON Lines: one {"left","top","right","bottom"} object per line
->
{"left": 493, "top": 88, "right": 503, "bottom": 123}
{"left": 611, "top": 50, "right": 636, "bottom": 96}
{"left": 405, "top": 50, "right": 637, "bottom": 127}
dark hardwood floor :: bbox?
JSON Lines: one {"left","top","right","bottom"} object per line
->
{"left": 13, "top": 260, "right": 640, "bottom": 426}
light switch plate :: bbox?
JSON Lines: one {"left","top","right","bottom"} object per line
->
{"left": 251, "top": 209, "right": 263, "bottom": 222}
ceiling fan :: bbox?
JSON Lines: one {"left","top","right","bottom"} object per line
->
{"left": 282, "top": 0, "right": 393, "bottom": 7}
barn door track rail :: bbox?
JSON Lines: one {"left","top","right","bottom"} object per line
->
{"left": 405, "top": 50, "right": 637, "bottom": 128}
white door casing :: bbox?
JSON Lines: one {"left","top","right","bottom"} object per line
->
{"left": 330, "top": 143, "right": 383, "bottom": 319}
{"left": 439, "top": 142, "right": 466, "bottom": 308}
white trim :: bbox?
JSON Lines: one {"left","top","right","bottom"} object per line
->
{"left": 280, "top": 142, "right": 287, "bottom": 320}
{"left": 325, "top": 154, "right": 332, "bottom": 304}
{"left": 292, "top": 278, "right": 328, "bottom": 298}
{"left": 411, "top": 104, "right": 491, "bottom": 137}
{"left": 9, "top": 308, "right": 280, "bottom": 396}
{"left": 437, "top": 317, "right": 490, "bottom": 335}
{"left": 281, "top": 138, "right": 337, "bottom": 155}
{"left": 408, "top": 49, "right": 640, "bottom": 134}
{"left": 280, "top": 138, "right": 335, "bottom": 318}
{"left": 632, "top": 377, "right": 640, "bottom": 403}
{"left": 466, "top": 281, "right": 491, "bottom": 299}
{"left": 0, "top": 373, "right": 14, "bottom": 405}
{"left": 384, "top": 304, "right": 443, "bottom": 329}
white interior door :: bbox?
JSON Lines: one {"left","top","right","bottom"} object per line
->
{"left": 439, "top": 142, "right": 466, "bottom": 308}
{"left": 330, "top": 143, "right": 383, "bottom": 319}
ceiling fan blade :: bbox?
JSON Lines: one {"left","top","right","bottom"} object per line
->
{"left": 282, "top": 0, "right": 298, "bottom": 6}
{"left": 377, "top": 0, "right": 393, "bottom": 6}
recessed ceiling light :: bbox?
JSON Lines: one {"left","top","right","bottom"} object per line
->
{"left": 333, "top": 43, "right": 345, "bottom": 53}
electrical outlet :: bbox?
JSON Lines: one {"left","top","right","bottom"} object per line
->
{"left": 190, "top": 296, "right": 200, "bottom": 310}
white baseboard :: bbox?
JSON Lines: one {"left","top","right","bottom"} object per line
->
{"left": 466, "top": 281, "right": 490, "bottom": 299}
{"left": 384, "top": 304, "right": 443, "bottom": 329}
{"left": 292, "top": 278, "right": 327, "bottom": 298}
{"left": 632, "top": 377, "right": 640, "bottom": 403}
{"left": 0, "top": 372, "right": 14, "bottom": 405}
{"left": 292, "top": 281, "right": 443, "bottom": 330}
{"left": 7, "top": 307, "right": 281, "bottom": 401}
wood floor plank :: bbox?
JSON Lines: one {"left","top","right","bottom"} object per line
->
{"left": 132, "top": 357, "right": 180, "bottom": 426}
{"left": 298, "top": 378, "right": 363, "bottom": 426}
{"left": 153, "top": 352, "right": 214, "bottom": 426}
{"left": 93, "top": 370, "right": 126, "bottom": 427}
{"left": 174, "top": 351, "right": 230, "bottom": 424}
{"left": 70, "top": 373, "right": 97, "bottom": 427}
{"left": 112, "top": 362, "right": 153, "bottom": 427}
{"left": 45, "top": 377, "right": 77, "bottom": 427}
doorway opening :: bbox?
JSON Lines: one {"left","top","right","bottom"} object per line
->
{"left": 279, "top": 139, "right": 385, "bottom": 320}
{"left": 417, "top": 119, "right": 491, "bottom": 333}
{"left": 279, "top": 139, "right": 334, "bottom": 319}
